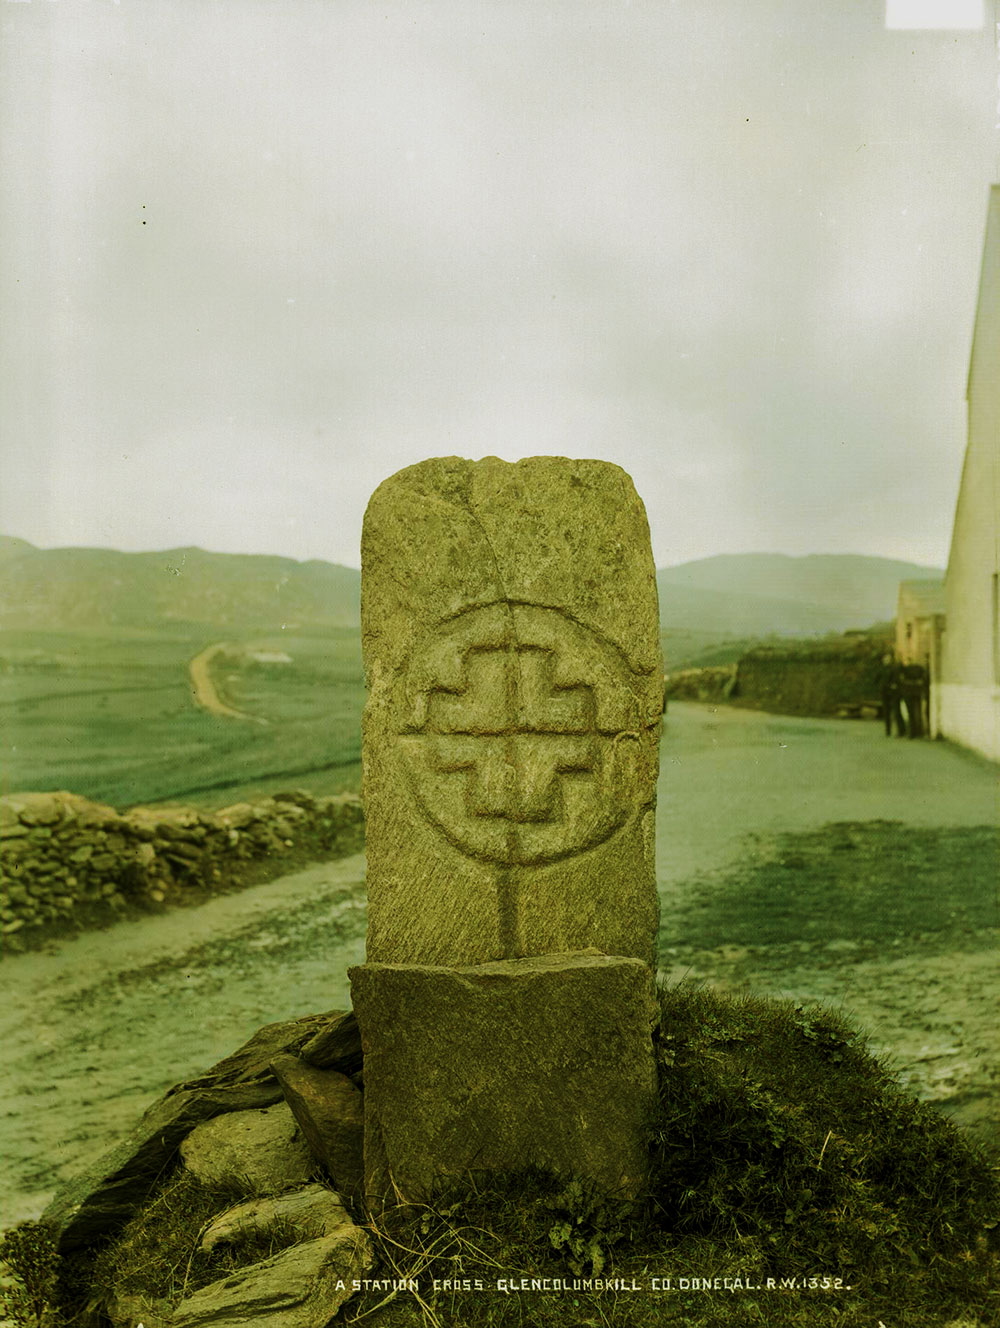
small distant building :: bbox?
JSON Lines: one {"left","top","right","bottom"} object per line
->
{"left": 248, "top": 650, "right": 293, "bottom": 665}
{"left": 895, "top": 579, "right": 945, "bottom": 668}
{"left": 935, "top": 185, "right": 1000, "bottom": 763}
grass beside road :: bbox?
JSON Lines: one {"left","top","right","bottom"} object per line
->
{"left": 659, "top": 820, "right": 999, "bottom": 954}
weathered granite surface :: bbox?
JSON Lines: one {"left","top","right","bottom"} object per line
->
{"left": 351, "top": 952, "right": 659, "bottom": 1205}
{"left": 169, "top": 1226, "right": 374, "bottom": 1328}
{"left": 298, "top": 1009, "right": 363, "bottom": 1073}
{"left": 271, "top": 1055, "right": 365, "bottom": 1198}
{"left": 361, "top": 456, "right": 661, "bottom": 966}
{"left": 180, "top": 1103, "right": 316, "bottom": 1193}
{"left": 199, "top": 1184, "right": 352, "bottom": 1253}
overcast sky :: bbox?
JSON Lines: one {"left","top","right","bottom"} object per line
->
{"left": 2, "top": 0, "right": 997, "bottom": 570}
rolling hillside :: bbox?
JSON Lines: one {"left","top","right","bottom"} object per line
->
{"left": 0, "top": 538, "right": 940, "bottom": 637}
{"left": 656, "top": 553, "right": 942, "bottom": 636}
{"left": 0, "top": 538, "right": 361, "bottom": 631}
{"left": 0, "top": 538, "right": 941, "bottom": 806}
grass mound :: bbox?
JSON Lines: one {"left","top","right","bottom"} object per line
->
{"left": 59, "top": 985, "right": 999, "bottom": 1328}
{"left": 355, "top": 986, "right": 998, "bottom": 1327}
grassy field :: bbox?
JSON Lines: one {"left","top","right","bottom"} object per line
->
{"left": 0, "top": 627, "right": 364, "bottom": 809}
{"left": 1, "top": 618, "right": 903, "bottom": 812}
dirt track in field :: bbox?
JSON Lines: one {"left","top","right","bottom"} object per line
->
{"left": 188, "top": 642, "right": 262, "bottom": 722}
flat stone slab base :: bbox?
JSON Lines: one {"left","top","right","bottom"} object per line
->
{"left": 350, "top": 951, "right": 659, "bottom": 1208}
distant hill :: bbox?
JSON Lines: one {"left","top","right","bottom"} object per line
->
{"left": 657, "top": 553, "right": 942, "bottom": 638}
{"left": 0, "top": 539, "right": 940, "bottom": 638}
{"left": 0, "top": 539, "right": 362, "bottom": 631}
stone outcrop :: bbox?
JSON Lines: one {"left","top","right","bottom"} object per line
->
{"left": 169, "top": 1226, "right": 374, "bottom": 1328}
{"left": 46, "top": 1009, "right": 374, "bottom": 1324}
{"left": 0, "top": 789, "right": 363, "bottom": 944}
{"left": 296, "top": 1009, "right": 364, "bottom": 1074}
{"left": 351, "top": 951, "right": 660, "bottom": 1206}
{"left": 198, "top": 1184, "right": 351, "bottom": 1253}
{"left": 105, "top": 1202, "right": 374, "bottom": 1328}
{"left": 43, "top": 1080, "right": 286, "bottom": 1254}
{"left": 179, "top": 1104, "right": 317, "bottom": 1193}
{"left": 43, "top": 1009, "right": 361, "bottom": 1253}
{"left": 361, "top": 455, "right": 662, "bottom": 968}
{"left": 270, "top": 1056, "right": 365, "bottom": 1199}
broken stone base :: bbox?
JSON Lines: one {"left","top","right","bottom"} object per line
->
{"left": 350, "top": 951, "right": 659, "bottom": 1208}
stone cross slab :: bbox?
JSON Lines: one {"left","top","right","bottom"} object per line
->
{"left": 361, "top": 456, "right": 662, "bottom": 967}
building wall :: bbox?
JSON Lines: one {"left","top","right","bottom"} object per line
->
{"left": 937, "top": 186, "right": 1000, "bottom": 763}
{"left": 895, "top": 588, "right": 943, "bottom": 668}
{"left": 937, "top": 684, "right": 1000, "bottom": 763}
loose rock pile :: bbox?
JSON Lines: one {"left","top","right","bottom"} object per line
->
{"left": 0, "top": 789, "right": 364, "bottom": 944}
{"left": 44, "top": 1008, "right": 374, "bottom": 1327}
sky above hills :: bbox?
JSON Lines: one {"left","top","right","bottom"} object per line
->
{"left": 2, "top": 1, "right": 997, "bottom": 571}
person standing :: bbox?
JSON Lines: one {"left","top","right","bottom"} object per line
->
{"left": 878, "top": 653, "right": 904, "bottom": 737}
{"left": 899, "top": 662, "right": 928, "bottom": 738}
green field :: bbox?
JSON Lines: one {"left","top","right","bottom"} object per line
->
{"left": 0, "top": 627, "right": 364, "bottom": 809}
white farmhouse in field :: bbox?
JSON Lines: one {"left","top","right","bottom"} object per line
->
{"left": 936, "top": 185, "right": 1000, "bottom": 762}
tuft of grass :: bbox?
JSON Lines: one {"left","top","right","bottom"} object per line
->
{"left": 83, "top": 1171, "right": 306, "bottom": 1315}
{"left": 0, "top": 1222, "right": 60, "bottom": 1327}
{"left": 70, "top": 984, "right": 1000, "bottom": 1328}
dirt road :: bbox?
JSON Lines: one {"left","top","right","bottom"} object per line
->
{"left": 188, "top": 642, "right": 263, "bottom": 722}
{"left": 655, "top": 704, "right": 999, "bottom": 1155}
{"left": 656, "top": 701, "right": 996, "bottom": 884}
{"left": 1, "top": 703, "right": 996, "bottom": 1228}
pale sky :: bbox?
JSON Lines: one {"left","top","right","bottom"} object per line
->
{"left": 2, "top": 0, "right": 997, "bottom": 570}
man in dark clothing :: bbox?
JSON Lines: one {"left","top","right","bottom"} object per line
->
{"left": 878, "top": 653, "right": 904, "bottom": 737}
{"left": 899, "top": 663, "right": 928, "bottom": 738}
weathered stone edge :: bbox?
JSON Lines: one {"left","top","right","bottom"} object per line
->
{"left": 43, "top": 1009, "right": 362, "bottom": 1253}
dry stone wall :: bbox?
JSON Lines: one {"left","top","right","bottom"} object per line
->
{"left": 733, "top": 638, "right": 888, "bottom": 717}
{"left": 0, "top": 789, "right": 364, "bottom": 944}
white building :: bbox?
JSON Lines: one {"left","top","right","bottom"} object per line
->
{"left": 936, "top": 186, "right": 1000, "bottom": 763}
{"left": 896, "top": 579, "right": 945, "bottom": 669}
